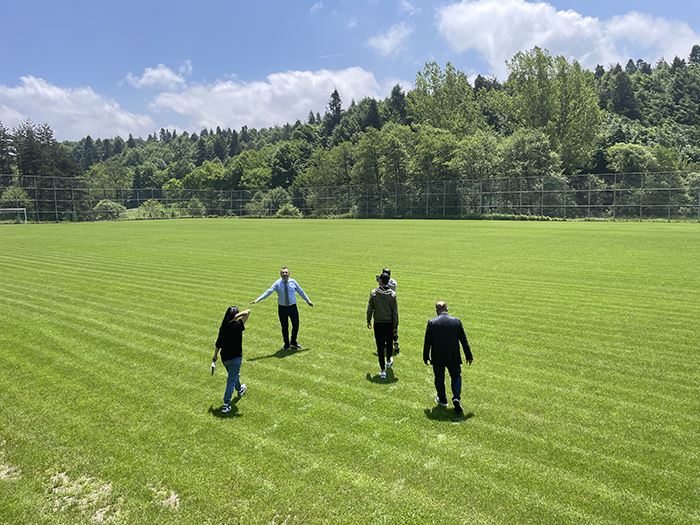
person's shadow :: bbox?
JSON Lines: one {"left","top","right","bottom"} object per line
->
{"left": 247, "top": 346, "right": 310, "bottom": 362}
{"left": 365, "top": 368, "right": 399, "bottom": 384}
{"left": 208, "top": 399, "right": 242, "bottom": 418}
{"left": 424, "top": 406, "right": 475, "bottom": 422}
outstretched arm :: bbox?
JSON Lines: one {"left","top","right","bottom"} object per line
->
{"left": 295, "top": 282, "right": 313, "bottom": 306}
{"left": 251, "top": 281, "right": 277, "bottom": 304}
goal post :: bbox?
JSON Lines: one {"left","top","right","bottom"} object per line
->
{"left": 0, "top": 208, "right": 28, "bottom": 224}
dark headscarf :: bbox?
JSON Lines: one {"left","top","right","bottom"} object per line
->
{"left": 220, "top": 305, "right": 239, "bottom": 329}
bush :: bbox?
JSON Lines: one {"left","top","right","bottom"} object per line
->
{"left": 0, "top": 185, "right": 33, "bottom": 211}
{"left": 275, "top": 202, "right": 303, "bottom": 218}
{"left": 244, "top": 188, "right": 292, "bottom": 216}
{"left": 187, "top": 197, "right": 206, "bottom": 217}
{"left": 93, "top": 199, "right": 127, "bottom": 220}
{"left": 138, "top": 198, "right": 167, "bottom": 219}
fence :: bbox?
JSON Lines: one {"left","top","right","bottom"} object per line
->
{"left": 1, "top": 172, "right": 699, "bottom": 222}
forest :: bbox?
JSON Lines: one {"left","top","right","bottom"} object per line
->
{"left": 1, "top": 46, "right": 699, "bottom": 219}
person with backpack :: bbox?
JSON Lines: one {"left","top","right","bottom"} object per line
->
{"left": 367, "top": 272, "right": 399, "bottom": 379}
{"left": 376, "top": 267, "right": 400, "bottom": 354}
{"left": 212, "top": 306, "right": 250, "bottom": 414}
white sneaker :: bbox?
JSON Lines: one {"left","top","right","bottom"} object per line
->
{"left": 238, "top": 384, "right": 247, "bottom": 397}
{"left": 379, "top": 370, "right": 387, "bottom": 379}
{"left": 386, "top": 357, "right": 393, "bottom": 368}
{"left": 221, "top": 403, "right": 232, "bottom": 414}
{"left": 435, "top": 396, "right": 448, "bottom": 407}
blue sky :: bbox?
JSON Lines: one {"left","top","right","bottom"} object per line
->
{"left": 2, "top": 0, "right": 698, "bottom": 140}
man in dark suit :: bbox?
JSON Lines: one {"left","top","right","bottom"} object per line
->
{"left": 423, "top": 301, "right": 473, "bottom": 414}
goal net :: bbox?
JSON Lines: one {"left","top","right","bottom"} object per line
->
{"left": 0, "top": 208, "right": 28, "bottom": 224}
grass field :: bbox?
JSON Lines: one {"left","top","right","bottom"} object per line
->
{"left": 0, "top": 218, "right": 698, "bottom": 524}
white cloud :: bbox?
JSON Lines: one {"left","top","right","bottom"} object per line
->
{"left": 436, "top": 0, "right": 700, "bottom": 78}
{"left": 150, "top": 67, "right": 391, "bottom": 131}
{"left": 126, "top": 63, "right": 189, "bottom": 90}
{"left": 310, "top": 2, "right": 322, "bottom": 14}
{"left": 400, "top": 0, "right": 420, "bottom": 16}
{"left": 0, "top": 76, "right": 154, "bottom": 140}
{"left": 368, "top": 22, "right": 414, "bottom": 57}
{"left": 178, "top": 60, "right": 193, "bottom": 76}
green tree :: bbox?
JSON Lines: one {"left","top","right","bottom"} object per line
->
{"left": 408, "top": 62, "right": 484, "bottom": 136}
{"left": 385, "top": 84, "right": 408, "bottom": 124}
{"left": 321, "top": 89, "right": 343, "bottom": 139}
{"left": 183, "top": 159, "right": 226, "bottom": 189}
{"left": 508, "top": 48, "right": 600, "bottom": 173}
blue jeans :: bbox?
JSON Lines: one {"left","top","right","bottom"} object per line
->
{"left": 222, "top": 357, "right": 243, "bottom": 404}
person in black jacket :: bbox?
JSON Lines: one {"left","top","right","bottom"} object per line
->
{"left": 213, "top": 306, "right": 250, "bottom": 414}
{"left": 423, "top": 301, "right": 473, "bottom": 414}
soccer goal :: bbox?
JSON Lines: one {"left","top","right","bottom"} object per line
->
{"left": 0, "top": 208, "right": 28, "bottom": 224}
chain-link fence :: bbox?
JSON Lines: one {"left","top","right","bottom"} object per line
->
{"left": 1, "top": 172, "right": 699, "bottom": 222}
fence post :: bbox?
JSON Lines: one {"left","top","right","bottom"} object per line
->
{"left": 639, "top": 173, "right": 644, "bottom": 221}
{"left": 667, "top": 172, "right": 671, "bottom": 222}
{"left": 587, "top": 175, "right": 591, "bottom": 219}
{"left": 425, "top": 181, "right": 429, "bottom": 217}
{"left": 443, "top": 180, "right": 446, "bottom": 218}
{"left": 52, "top": 177, "right": 59, "bottom": 222}
{"left": 540, "top": 176, "right": 544, "bottom": 216}
{"left": 479, "top": 180, "right": 483, "bottom": 216}
{"left": 34, "top": 183, "right": 40, "bottom": 222}
{"left": 519, "top": 177, "right": 523, "bottom": 215}
{"left": 612, "top": 173, "right": 617, "bottom": 220}
{"left": 70, "top": 181, "right": 76, "bottom": 221}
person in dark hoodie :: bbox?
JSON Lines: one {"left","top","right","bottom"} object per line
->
{"left": 213, "top": 306, "right": 250, "bottom": 414}
{"left": 366, "top": 272, "right": 399, "bottom": 379}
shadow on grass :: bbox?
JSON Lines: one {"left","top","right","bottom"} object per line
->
{"left": 248, "top": 346, "right": 310, "bottom": 361}
{"left": 208, "top": 399, "right": 242, "bottom": 419}
{"left": 365, "top": 368, "right": 399, "bottom": 384}
{"left": 424, "top": 406, "right": 475, "bottom": 422}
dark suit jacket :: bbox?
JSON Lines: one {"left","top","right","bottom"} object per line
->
{"left": 423, "top": 313, "right": 472, "bottom": 367}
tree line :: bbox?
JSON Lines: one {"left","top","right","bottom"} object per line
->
{"left": 1, "top": 45, "right": 699, "bottom": 218}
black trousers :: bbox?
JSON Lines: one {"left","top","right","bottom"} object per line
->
{"left": 373, "top": 322, "right": 394, "bottom": 370}
{"left": 433, "top": 363, "right": 462, "bottom": 403}
{"left": 278, "top": 304, "right": 299, "bottom": 347}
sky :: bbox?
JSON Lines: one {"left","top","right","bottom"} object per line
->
{"left": 2, "top": 0, "right": 699, "bottom": 140}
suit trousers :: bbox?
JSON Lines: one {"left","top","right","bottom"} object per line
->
{"left": 278, "top": 304, "right": 299, "bottom": 347}
{"left": 433, "top": 363, "right": 462, "bottom": 403}
{"left": 373, "top": 322, "right": 394, "bottom": 370}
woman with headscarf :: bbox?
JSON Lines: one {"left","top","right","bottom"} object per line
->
{"left": 212, "top": 305, "right": 250, "bottom": 413}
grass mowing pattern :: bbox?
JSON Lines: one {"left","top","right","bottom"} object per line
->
{"left": 0, "top": 219, "right": 698, "bottom": 524}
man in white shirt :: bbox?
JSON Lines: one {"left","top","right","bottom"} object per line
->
{"left": 251, "top": 266, "right": 313, "bottom": 350}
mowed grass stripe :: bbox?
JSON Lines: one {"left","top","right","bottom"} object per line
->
{"left": 4, "top": 290, "right": 696, "bottom": 500}
{"left": 2, "top": 282, "right": 696, "bottom": 474}
{"left": 2, "top": 219, "right": 698, "bottom": 523}
{"left": 4, "top": 281, "right": 698, "bottom": 452}
{"left": 3, "top": 254, "right": 698, "bottom": 389}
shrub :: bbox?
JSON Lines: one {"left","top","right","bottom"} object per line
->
{"left": 275, "top": 202, "right": 303, "bottom": 218}
{"left": 187, "top": 197, "right": 206, "bottom": 217}
{"left": 138, "top": 198, "right": 167, "bottom": 219}
{"left": 244, "top": 188, "right": 292, "bottom": 216}
{"left": 0, "top": 185, "right": 33, "bottom": 211}
{"left": 93, "top": 199, "right": 127, "bottom": 220}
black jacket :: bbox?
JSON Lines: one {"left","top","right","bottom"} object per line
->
{"left": 423, "top": 313, "right": 472, "bottom": 366}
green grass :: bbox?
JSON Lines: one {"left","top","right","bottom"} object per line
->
{"left": 1, "top": 218, "right": 698, "bottom": 524}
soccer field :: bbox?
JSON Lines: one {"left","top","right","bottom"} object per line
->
{"left": 1, "top": 219, "right": 698, "bottom": 524}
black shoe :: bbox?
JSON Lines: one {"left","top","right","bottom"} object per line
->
{"left": 453, "top": 398, "right": 463, "bottom": 415}
{"left": 291, "top": 343, "right": 302, "bottom": 350}
{"left": 282, "top": 345, "right": 291, "bottom": 351}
